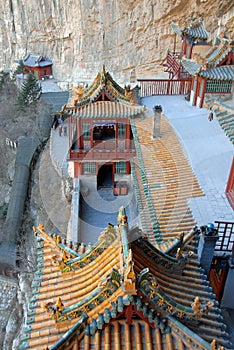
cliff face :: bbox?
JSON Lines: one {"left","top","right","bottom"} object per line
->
{"left": 0, "top": 0, "right": 234, "bottom": 83}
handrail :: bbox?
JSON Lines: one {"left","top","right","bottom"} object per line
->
{"left": 214, "top": 221, "right": 234, "bottom": 252}
{"left": 137, "top": 79, "right": 192, "bottom": 97}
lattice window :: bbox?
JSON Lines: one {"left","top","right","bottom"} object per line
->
{"left": 115, "top": 161, "right": 126, "bottom": 174}
{"left": 118, "top": 123, "right": 126, "bottom": 138}
{"left": 82, "top": 162, "right": 96, "bottom": 174}
{"left": 82, "top": 123, "right": 90, "bottom": 138}
{"left": 206, "top": 80, "right": 232, "bottom": 93}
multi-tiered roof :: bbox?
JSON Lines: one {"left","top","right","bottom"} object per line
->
{"left": 63, "top": 65, "right": 144, "bottom": 119}
{"left": 19, "top": 211, "right": 232, "bottom": 349}
{"left": 171, "top": 16, "right": 210, "bottom": 43}
{"left": 181, "top": 34, "right": 234, "bottom": 80}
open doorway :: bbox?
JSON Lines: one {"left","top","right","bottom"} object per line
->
{"left": 97, "top": 164, "right": 113, "bottom": 188}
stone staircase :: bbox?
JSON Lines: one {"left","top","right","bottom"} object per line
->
{"left": 213, "top": 102, "right": 234, "bottom": 145}
{"left": 204, "top": 96, "right": 234, "bottom": 145}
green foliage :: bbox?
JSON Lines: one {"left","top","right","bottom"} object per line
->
{"left": 16, "top": 73, "right": 42, "bottom": 111}
{"left": 0, "top": 70, "right": 10, "bottom": 91}
{"left": 0, "top": 203, "right": 8, "bottom": 220}
{"left": 12, "top": 60, "right": 25, "bottom": 81}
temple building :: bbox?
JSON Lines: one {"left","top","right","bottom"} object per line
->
{"left": 18, "top": 66, "right": 233, "bottom": 349}
{"left": 62, "top": 65, "right": 143, "bottom": 195}
{"left": 23, "top": 54, "right": 53, "bottom": 80}
{"left": 162, "top": 16, "right": 210, "bottom": 79}
{"left": 181, "top": 33, "right": 234, "bottom": 108}
{"left": 18, "top": 212, "right": 232, "bottom": 350}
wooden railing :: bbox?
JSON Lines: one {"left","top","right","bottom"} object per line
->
{"left": 226, "top": 157, "right": 234, "bottom": 210}
{"left": 214, "top": 221, "right": 234, "bottom": 253}
{"left": 69, "top": 140, "right": 136, "bottom": 160}
{"left": 137, "top": 78, "right": 192, "bottom": 98}
{"left": 162, "top": 51, "right": 181, "bottom": 79}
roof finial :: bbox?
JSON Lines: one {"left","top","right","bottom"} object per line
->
{"left": 117, "top": 206, "right": 128, "bottom": 226}
{"left": 101, "top": 65, "right": 107, "bottom": 86}
{"left": 123, "top": 248, "right": 137, "bottom": 294}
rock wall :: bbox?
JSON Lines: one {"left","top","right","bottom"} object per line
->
{"left": 0, "top": 0, "right": 233, "bottom": 83}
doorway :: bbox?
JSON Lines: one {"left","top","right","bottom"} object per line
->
{"left": 209, "top": 256, "right": 229, "bottom": 304}
{"left": 97, "top": 164, "right": 113, "bottom": 188}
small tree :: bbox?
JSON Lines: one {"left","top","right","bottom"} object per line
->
{"left": 16, "top": 73, "right": 41, "bottom": 111}
{"left": 0, "top": 70, "right": 10, "bottom": 91}
{"left": 12, "top": 59, "right": 25, "bottom": 81}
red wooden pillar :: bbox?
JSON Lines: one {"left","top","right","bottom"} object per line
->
{"left": 90, "top": 121, "right": 93, "bottom": 150}
{"left": 194, "top": 76, "right": 202, "bottom": 107}
{"left": 126, "top": 161, "right": 131, "bottom": 174}
{"left": 199, "top": 78, "right": 207, "bottom": 108}
{"left": 115, "top": 120, "right": 118, "bottom": 156}
{"left": 226, "top": 157, "right": 234, "bottom": 209}
{"left": 77, "top": 119, "right": 83, "bottom": 149}
{"left": 74, "top": 162, "right": 82, "bottom": 178}
{"left": 173, "top": 33, "right": 177, "bottom": 54}
{"left": 182, "top": 38, "right": 187, "bottom": 57}
{"left": 126, "top": 121, "right": 131, "bottom": 149}
{"left": 187, "top": 43, "right": 192, "bottom": 59}
{"left": 68, "top": 115, "right": 71, "bottom": 151}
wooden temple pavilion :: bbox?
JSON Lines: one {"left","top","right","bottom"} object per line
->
{"left": 62, "top": 65, "right": 143, "bottom": 193}
{"left": 162, "top": 16, "right": 210, "bottom": 79}
{"left": 181, "top": 33, "right": 234, "bottom": 108}
{"left": 23, "top": 54, "right": 53, "bottom": 80}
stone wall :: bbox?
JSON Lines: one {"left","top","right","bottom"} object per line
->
{"left": 0, "top": 0, "right": 233, "bottom": 83}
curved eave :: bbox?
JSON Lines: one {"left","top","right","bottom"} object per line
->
{"left": 77, "top": 71, "right": 127, "bottom": 104}
{"left": 71, "top": 101, "right": 145, "bottom": 119}
{"left": 171, "top": 22, "right": 182, "bottom": 37}
{"left": 38, "top": 61, "right": 53, "bottom": 67}
{"left": 207, "top": 46, "right": 233, "bottom": 66}
{"left": 183, "top": 22, "right": 209, "bottom": 40}
{"left": 199, "top": 65, "right": 234, "bottom": 80}
{"left": 181, "top": 59, "right": 202, "bottom": 75}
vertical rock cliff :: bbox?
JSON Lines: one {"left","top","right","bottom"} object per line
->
{"left": 0, "top": 0, "right": 233, "bottom": 82}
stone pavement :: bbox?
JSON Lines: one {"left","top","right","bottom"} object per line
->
{"left": 141, "top": 95, "right": 234, "bottom": 226}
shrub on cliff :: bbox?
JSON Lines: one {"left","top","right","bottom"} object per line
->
{"left": 16, "top": 73, "right": 42, "bottom": 111}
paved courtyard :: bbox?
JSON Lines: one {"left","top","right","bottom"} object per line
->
{"left": 142, "top": 95, "right": 233, "bottom": 225}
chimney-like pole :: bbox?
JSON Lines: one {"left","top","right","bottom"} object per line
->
{"left": 152, "top": 105, "right": 162, "bottom": 139}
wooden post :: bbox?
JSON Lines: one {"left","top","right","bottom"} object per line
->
{"left": 104, "top": 326, "right": 111, "bottom": 350}
{"left": 145, "top": 323, "right": 153, "bottom": 350}
{"left": 114, "top": 322, "right": 121, "bottom": 350}
{"left": 126, "top": 161, "right": 131, "bottom": 174}
{"left": 77, "top": 118, "right": 83, "bottom": 149}
{"left": 126, "top": 121, "right": 131, "bottom": 149}
{"left": 173, "top": 33, "right": 176, "bottom": 54}
{"left": 199, "top": 78, "right": 207, "bottom": 108}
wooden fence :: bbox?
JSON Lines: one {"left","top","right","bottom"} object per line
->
{"left": 137, "top": 79, "right": 192, "bottom": 97}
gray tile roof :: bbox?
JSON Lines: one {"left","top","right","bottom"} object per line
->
{"left": 183, "top": 20, "right": 209, "bottom": 40}
{"left": 199, "top": 65, "right": 234, "bottom": 80}
{"left": 171, "top": 20, "right": 209, "bottom": 40}
{"left": 181, "top": 61, "right": 234, "bottom": 81}
{"left": 23, "top": 54, "right": 52, "bottom": 67}
{"left": 171, "top": 22, "right": 182, "bottom": 37}
{"left": 181, "top": 59, "right": 202, "bottom": 75}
